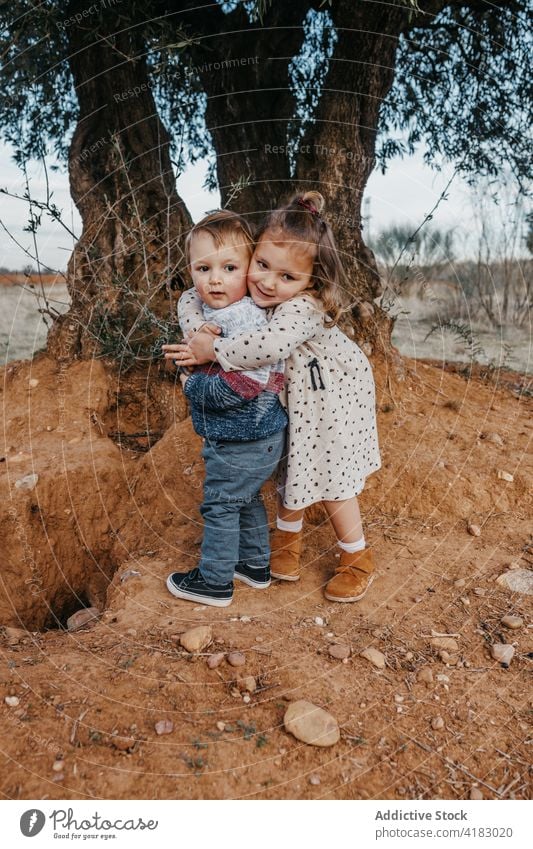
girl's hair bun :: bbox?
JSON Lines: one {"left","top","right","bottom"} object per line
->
{"left": 301, "top": 190, "right": 325, "bottom": 215}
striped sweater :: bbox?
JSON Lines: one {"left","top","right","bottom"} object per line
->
{"left": 179, "top": 293, "right": 287, "bottom": 442}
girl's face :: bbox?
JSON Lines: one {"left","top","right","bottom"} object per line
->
{"left": 247, "top": 233, "right": 315, "bottom": 307}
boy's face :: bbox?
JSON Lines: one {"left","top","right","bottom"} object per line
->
{"left": 189, "top": 231, "right": 250, "bottom": 309}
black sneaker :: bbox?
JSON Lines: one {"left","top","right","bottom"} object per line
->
{"left": 166, "top": 568, "right": 233, "bottom": 608}
{"left": 234, "top": 562, "right": 271, "bottom": 589}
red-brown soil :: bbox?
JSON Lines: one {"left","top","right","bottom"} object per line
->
{"left": 0, "top": 351, "right": 531, "bottom": 800}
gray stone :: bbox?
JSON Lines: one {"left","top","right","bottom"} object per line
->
{"left": 67, "top": 607, "right": 100, "bottom": 632}
{"left": 206, "top": 652, "right": 225, "bottom": 669}
{"left": 227, "top": 651, "right": 246, "bottom": 667}
{"left": 490, "top": 643, "right": 515, "bottom": 667}
{"left": 431, "top": 637, "right": 459, "bottom": 652}
{"left": 500, "top": 615, "right": 523, "bottom": 630}
{"left": 496, "top": 570, "right": 533, "bottom": 596}
{"left": 360, "top": 647, "right": 386, "bottom": 669}
{"left": 328, "top": 643, "right": 350, "bottom": 660}
{"left": 284, "top": 700, "right": 340, "bottom": 747}
{"left": 14, "top": 473, "right": 39, "bottom": 491}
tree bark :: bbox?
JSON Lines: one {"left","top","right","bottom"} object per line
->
{"left": 185, "top": 1, "right": 310, "bottom": 220}
{"left": 47, "top": 4, "right": 192, "bottom": 363}
{"left": 294, "top": 1, "right": 407, "bottom": 355}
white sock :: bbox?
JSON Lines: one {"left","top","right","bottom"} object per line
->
{"left": 338, "top": 536, "right": 366, "bottom": 553}
{"left": 277, "top": 516, "right": 303, "bottom": 533}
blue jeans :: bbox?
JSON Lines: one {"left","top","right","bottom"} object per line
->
{"left": 199, "top": 430, "right": 286, "bottom": 585}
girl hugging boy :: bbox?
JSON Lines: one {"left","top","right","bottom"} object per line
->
{"left": 163, "top": 191, "right": 381, "bottom": 608}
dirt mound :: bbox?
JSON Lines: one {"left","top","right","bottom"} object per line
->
{"left": 0, "top": 352, "right": 531, "bottom": 800}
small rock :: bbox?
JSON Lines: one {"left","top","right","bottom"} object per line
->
{"left": 431, "top": 716, "right": 445, "bottom": 730}
{"left": 430, "top": 637, "right": 459, "bottom": 652}
{"left": 5, "top": 696, "right": 20, "bottom": 707}
{"left": 207, "top": 652, "right": 225, "bottom": 669}
{"left": 216, "top": 721, "right": 225, "bottom": 732}
{"left": 490, "top": 643, "right": 515, "bottom": 667}
{"left": 470, "top": 787, "right": 483, "bottom": 800}
{"left": 436, "top": 674, "right": 450, "bottom": 683}
{"left": 496, "top": 570, "right": 533, "bottom": 596}
{"left": 394, "top": 694, "right": 404, "bottom": 703}
{"left": 328, "top": 643, "right": 350, "bottom": 660}
{"left": 110, "top": 734, "right": 136, "bottom": 752}
{"left": 454, "top": 578, "right": 467, "bottom": 589}
{"left": 314, "top": 617, "right": 325, "bottom": 626}
{"left": 309, "top": 774, "right": 321, "bottom": 786}
{"left": 14, "top": 473, "right": 39, "bottom": 491}
{"left": 227, "top": 651, "right": 246, "bottom": 667}
{"left": 467, "top": 523, "right": 481, "bottom": 537}
{"left": 28, "top": 378, "right": 39, "bottom": 388}
{"left": 360, "top": 647, "right": 386, "bottom": 669}
{"left": 52, "top": 760, "right": 65, "bottom": 772}
{"left": 154, "top": 719, "right": 174, "bottom": 736}
{"left": 240, "top": 616, "right": 251, "bottom": 623}
{"left": 239, "top": 676, "right": 256, "bottom": 693}
{"left": 473, "top": 587, "right": 486, "bottom": 597}
{"left": 497, "top": 470, "right": 514, "bottom": 482}
{"left": 3, "top": 627, "right": 28, "bottom": 645}
{"left": 66, "top": 607, "right": 100, "bottom": 632}
{"left": 417, "top": 667, "right": 433, "bottom": 685}
{"left": 284, "top": 700, "right": 340, "bottom": 747}
{"left": 242, "top": 694, "right": 251, "bottom": 704}
{"left": 179, "top": 625, "right": 212, "bottom": 653}
{"left": 52, "top": 773, "right": 65, "bottom": 782}
{"left": 120, "top": 569, "right": 141, "bottom": 583}
{"left": 230, "top": 688, "right": 241, "bottom": 698}
{"left": 501, "top": 615, "right": 523, "bottom": 630}
{"left": 480, "top": 431, "right": 503, "bottom": 445}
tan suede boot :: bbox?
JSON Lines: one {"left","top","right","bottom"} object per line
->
{"left": 270, "top": 529, "right": 302, "bottom": 581}
{"left": 324, "top": 548, "right": 375, "bottom": 602}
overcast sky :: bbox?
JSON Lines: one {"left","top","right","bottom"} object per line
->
{"left": 0, "top": 140, "right": 522, "bottom": 272}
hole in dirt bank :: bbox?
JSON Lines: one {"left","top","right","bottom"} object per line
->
{"left": 37, "top": 554, "right": 119, "bottom": 633}
{"left": 103, "top": 367, "right": 185, "bottom": 453}
{"left": 43, "top": 590, "right": 94, "bottom": 631}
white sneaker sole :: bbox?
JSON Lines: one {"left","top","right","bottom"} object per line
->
{"left": 234, "top": 573, "right": 271, "bottom": 589}
{"left": 324, "top": 573, "right": 375, "bottom": 603}
{"left": 166, "top": 575, "right": 233, "bottom": 608}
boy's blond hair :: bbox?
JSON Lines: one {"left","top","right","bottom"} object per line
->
{"left": 185, "top": 209, "right": 255, "bottom": 267}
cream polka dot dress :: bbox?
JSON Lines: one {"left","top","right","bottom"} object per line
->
{"left": 179, "top": 290, "right": 381, "bottom": 510}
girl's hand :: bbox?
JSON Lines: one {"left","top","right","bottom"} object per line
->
{"left": 188, "top": 332, "right": 217, "bottom": 363}
{"left": 162, "top": 342, "right": 197, "bottom": 367}
{"left": 169, "top": 333, "right": 216, "bottom": 366}
{"left": 191, "top": 322, "right": 222, "bottom": 339}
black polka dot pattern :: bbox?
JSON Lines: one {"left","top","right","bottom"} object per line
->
{"left": 212, "top": 295, "right": 382, "bottom": 510}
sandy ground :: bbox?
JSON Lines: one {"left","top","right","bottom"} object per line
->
{"left": 0, "top": 350, "right": 531, "bottom": 800}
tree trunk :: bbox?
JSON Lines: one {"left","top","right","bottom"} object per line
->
{"left": 47, "top": 5, "right": 192, "bottom": 364}
{"left": 294, "top": 1, "right": 407, "bottom": 355}
{"left": 186, "top": 2, "right": 310, "bottom": 220}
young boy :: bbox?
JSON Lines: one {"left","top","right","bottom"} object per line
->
{"left": 162, "top": 211, "right": 287, "bottom": 607}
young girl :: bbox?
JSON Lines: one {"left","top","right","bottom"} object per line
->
{"left": 173, "top": 191, "right": 381, "bottom": 603}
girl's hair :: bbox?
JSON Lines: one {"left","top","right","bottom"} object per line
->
{"left": 256, "top": 191, "right": 351, "bottom": 327}
{"left": 185, "top": 209, "right": 254, "bottom": 266}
